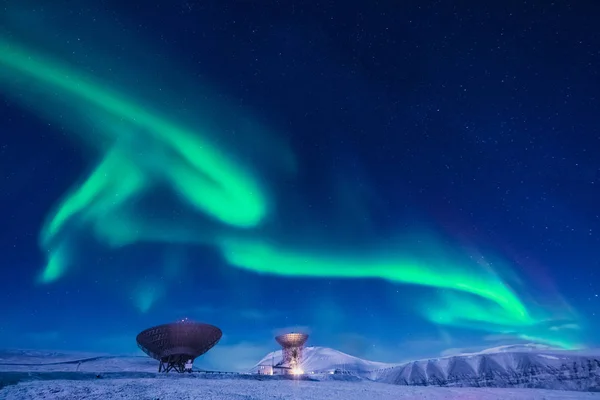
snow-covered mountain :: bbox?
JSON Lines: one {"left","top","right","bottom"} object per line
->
{"left": 453, "top": 343, "right": 560, "bottom": 355}
{"left": 374, "top": 346, "right": 600, "bottom": 391}
{"left": 254, "top": 345, "right": 600, "bottom": 391}
{"left": 0, "top": 349, "right": 157, "bottom": 373}
{"left": 252, "top": 346, "right": 395, "bottom": 375}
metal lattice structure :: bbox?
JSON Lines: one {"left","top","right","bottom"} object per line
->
{"left": 275, "top": 333, "right": 309, "bottom": 370}
{"left": 136, "top": 320, "right": 222, "bottom": 373}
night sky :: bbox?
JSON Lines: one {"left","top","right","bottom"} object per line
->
{"left": 1, "top": 0, "right": 599, "bottom": 371}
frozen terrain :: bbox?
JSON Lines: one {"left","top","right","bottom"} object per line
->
{"left": 2, "top": 375, "right": 600, "bottom": 399}
{"left": 0, "top": 349, "right": 157, "bottom": 373}
{"left": 2, "top": 346, "right": 600, "bottom": 399}
{"left": 373, "top": 345, "right": 600, "bottom": 391}
{"left": 252, "top": 345, "right": 600, "bottom": 392}
{"left": 251, "top": 344, "right": 600, "bottom": 391}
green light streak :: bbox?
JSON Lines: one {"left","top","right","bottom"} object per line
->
{"left": 38, "top": 242, "right": 70, "bottom": 284}
{"left": 43, "top": 148, "right": 146, "bottom": 246}
{"left": 219, "top": 238, "right": 532, "bottom": 324}
{"left": 0, "top": 38, "right": 267, "bottom": 230}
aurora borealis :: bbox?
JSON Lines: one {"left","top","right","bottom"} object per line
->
{"left": 1, "top": 0, "right": 598, "bottom": 369}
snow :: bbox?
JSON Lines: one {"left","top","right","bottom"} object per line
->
{"left": 251, "top": 345, "right": 600, "bottom": 391}
{"left": 468, "top": 344, "right": 559, "bottom": 355}
{"left": 0, "top": 349, "right": 157, "bottom": 373}
{"left": 2, "top": 346, "right": 600, "bottom": 398}
{"left": 373, "top": 347, "right": 600, "bottom": 391}
{"left": 3, "top": 376, "right": 600, "bottom": 400}
{"left": 539, "top": 355, "right": 560, "bottom": 360}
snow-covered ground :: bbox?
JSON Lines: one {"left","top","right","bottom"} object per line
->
{"left": 2, "top": 346, "right": 600, "bottom": 399}
{"left": 0, "top": 349, "right": 157, "bottom": 373}
{"left": 3, "top": 376, "right": 600, "bottom": 400}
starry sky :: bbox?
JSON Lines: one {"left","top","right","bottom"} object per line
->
{"left": 1, "top": 0, "right": 599, "bottom": 371}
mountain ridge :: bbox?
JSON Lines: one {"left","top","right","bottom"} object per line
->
{"left": 254, "top": 344, "right": 600, "bottom": 391}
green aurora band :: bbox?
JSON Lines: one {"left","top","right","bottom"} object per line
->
{"left": 0, "top": 38, "right": 267, "bottom": 231}
{"left": 0, "top": 36, "right": 583, "bottom": 348}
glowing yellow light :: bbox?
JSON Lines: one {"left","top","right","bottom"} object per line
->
{"left": 291, "top": 367, "right": 304, "bottom": 375}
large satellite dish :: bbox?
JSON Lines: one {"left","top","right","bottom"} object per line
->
{"left": 136, "top": 320, "right": 222, "bottom": 373}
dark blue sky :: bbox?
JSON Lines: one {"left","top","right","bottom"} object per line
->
{"left": 0, "top": 0, "right": 599, "bottom": 371}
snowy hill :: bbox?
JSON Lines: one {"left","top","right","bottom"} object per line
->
{"left": 373, "top": 346, "right": 600, "bottom": 391}
{"left": 253, "top": 345, "right": 600, "bottom": 391}
{"left": 252, "top": 346, "right": 394, "bottom": 375}
{"left": 0, "top": 349, "right": 157, "bottom": 373}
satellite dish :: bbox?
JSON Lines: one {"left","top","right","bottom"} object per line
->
{"left": 136, "top": 320, "right": 222, "bottom": 373}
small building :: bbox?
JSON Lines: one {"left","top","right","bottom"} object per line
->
{"left": 257, "top": 364, "right": 273, "bottom": 375}
{"left": 273, "top": 365, "right": 293, "bottom": 375}
{"left": 256, "top": 364, "right": 294, "bottom": 375}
